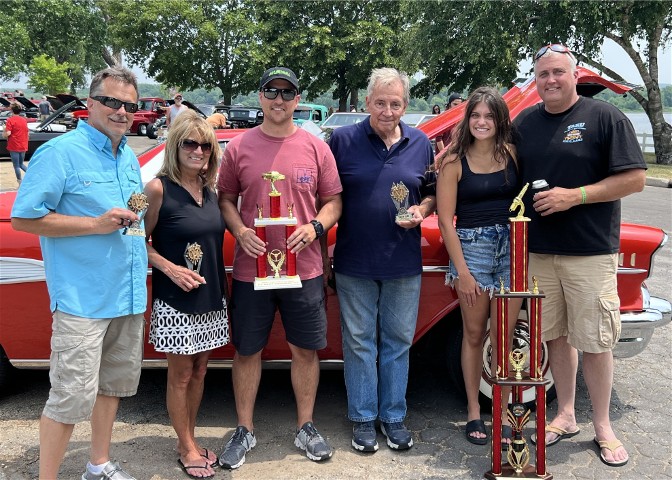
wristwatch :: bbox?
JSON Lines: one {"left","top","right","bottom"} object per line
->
{"left": 310, "top": 219, "right": 325, "bottom": 238}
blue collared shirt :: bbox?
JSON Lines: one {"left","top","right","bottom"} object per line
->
{"left": 328, "top": 118, "right": 435, "bottom": 279}
{"left": 11, "top": 121, "right": 148, "bottom": 318}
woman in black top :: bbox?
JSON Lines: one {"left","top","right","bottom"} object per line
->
{"left": 436, "top": 87, "right": 522, "bottom": 447}
{"left": 144, "top": 110, "right": 228, "bottom": 478}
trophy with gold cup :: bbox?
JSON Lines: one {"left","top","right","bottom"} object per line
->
{"left": 184, "top": 242, "right": 203, "bottom": 275}
{"left": 123, "top": 192, "right": 149, "bottom": 236}
{"left": 252, "top": 171, "right": 302, "bottom": 290}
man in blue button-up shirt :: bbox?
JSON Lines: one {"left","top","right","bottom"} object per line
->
{"left": 11, "top": 67, "right": 147, "bottom": 480}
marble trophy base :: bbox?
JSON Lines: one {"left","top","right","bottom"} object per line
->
{"left": 254, "top": 275, "right": 302, "bottom": 290}
{"left": 484, "top": 464, "right": 553, "bottom": 479}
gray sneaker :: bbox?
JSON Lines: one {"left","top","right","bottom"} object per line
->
{"left": 294, "top": 421, "right": 333, "bottom": 461}
{"left": 218, "top": 425, "right": 257, "bottom": 469}
{"left": 81, "top": 461, "right": 136, "bottom": 480}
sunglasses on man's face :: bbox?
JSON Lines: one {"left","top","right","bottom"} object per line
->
{"left": 534, "top": 44, "right": 576, "bottom": 63}
{"left": 91, "top": 96, "right": 139, "bottom": 113}
{"left": 262, "top": 88, "right": 297, "bottom": 101}
{"left": 180, "top": 139, "right": 213, "bottom": 154}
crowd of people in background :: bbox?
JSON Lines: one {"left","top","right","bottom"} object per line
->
{"left": 8, "top": 41, "right": 647, "bottom": 478}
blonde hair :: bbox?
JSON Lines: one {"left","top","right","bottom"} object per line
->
{"left": 157, "top": 110, "right": 221, "bottom": 190}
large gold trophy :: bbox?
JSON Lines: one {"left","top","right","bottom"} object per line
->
{"left": 253, "top": 171, "right": 302, "bottom": 290}
{"left": 485, "top": 183, "right": 552, "bottom": 480}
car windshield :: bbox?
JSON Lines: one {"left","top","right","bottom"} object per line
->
{"left": 293, "top": 110, "right": 312, "bottom": 120}
{"left": 196, "top": 104, "right": 216, "bottom": 117}
{"left": 137, "top": 100, "right": 152, "bottom": 111}
{"left": 322, "top": 113, "right": 369, "bottom": 128}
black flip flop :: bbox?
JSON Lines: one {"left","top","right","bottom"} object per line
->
{"left": 501, "top": 425, "right": 513, "bottom": 451}
{"left": 178, "top": 459, "right": 214, "bottom": 479}
{"left": 465, "top": 419, "right": 488, "bottom": 445}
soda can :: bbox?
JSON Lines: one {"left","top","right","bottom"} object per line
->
{"left": 531, "top": 179, "right": 550, "bottom": 192}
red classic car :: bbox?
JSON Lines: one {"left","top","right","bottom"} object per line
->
{"left": 0, "top": 69, "right": 670, "bottom": 408}
{"left": 130, "top": 97, "right": 169, "bottom": 136}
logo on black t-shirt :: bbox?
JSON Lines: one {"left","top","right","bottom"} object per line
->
{"left": 563, "top": 122, "right": 585, "bottom": 143}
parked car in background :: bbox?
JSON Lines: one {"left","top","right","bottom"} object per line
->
{"left": 227, "top": 106, "right": 263, "bottom": 129}
{"left": 321, "top": 112, "right": 369, "bottom": 130}
{"left": 145, "top": 101, "right": 208, "bottom": 141}
{"left": 1, "top": 68, "right": 669, "bottom": 409}
{"left": 130, "top": 97, "right": 168, "bottom": 136}
{"left": 0, "top": 101, "right": 71, "bottom": 159}
{"left": 7, "top": 97, "right": 40, "bottom": 119}
{"left": 46, "top": 94, "right": 88, "bottom": 128}
{"left": 293, "top": 103, "right": 329, "bottom": 127}
{"left": 401, "top": 112, "right": 436, "bottom": 127}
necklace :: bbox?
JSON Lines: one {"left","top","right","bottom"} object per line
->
{"left": 181, "top": 178, "right": 203, "bottom": 206}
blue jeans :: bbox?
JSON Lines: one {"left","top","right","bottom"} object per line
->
{"left": 336, "top": 272, "right": 421, "bottom": 423}
{"left": 10, "top": 151, "right": 27, "bottom": 181}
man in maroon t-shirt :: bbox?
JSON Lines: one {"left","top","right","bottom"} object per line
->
{"left": 2, "top": 103, "right": 29, "bottom": 184}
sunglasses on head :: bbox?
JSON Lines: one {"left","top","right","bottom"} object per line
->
{"left": 262, "top": 88, "right": 297, "bottom": 101}
{"left": 534, "top": 44, "right": 576, "bottom": 63}
{"left": 91, "top": 96, "right": 139, "bottom": 113}
{"left": 180, "top": 139, "right": 213, "bottom": 153}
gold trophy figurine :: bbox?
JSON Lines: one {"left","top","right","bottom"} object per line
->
{"left": 509, "top": 348, "right": 527, "bottom": 381}
{"left": 508, "top": 182, "right": 529, "bottom": 219}
{"left": 267, "top": 249, "right": 286, "bottom": 278}
{"left": 124, "top": 192, "right": 149, "bottom": 236}
{"left": 261, "top": 171, "right": 285, "bottom": 196}
{"left": 391, "top": 181, "right": 412, "bottom": 222}
{"left": 184, "top": 242, "right": 204, "bottom": 275}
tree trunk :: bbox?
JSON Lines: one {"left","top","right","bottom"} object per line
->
{"left": 643, "top": 85, "right": 672, "bottom": 165}
{"left": 350, "top": 90, "right": 359, "bottom": 111}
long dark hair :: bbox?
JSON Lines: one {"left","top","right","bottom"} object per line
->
{"left": 432, "top": 104, "right": 441, "bottom": 114}
{"left": 437, "top": 86, "right": 512, "bottom": 171}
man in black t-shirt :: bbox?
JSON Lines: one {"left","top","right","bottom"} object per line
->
{"left": 514, "top": 44, "right": 646, "bottom": 467}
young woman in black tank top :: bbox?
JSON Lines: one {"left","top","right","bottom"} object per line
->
{"left": 436, "top": 87, "right": 523, "bottom": 447}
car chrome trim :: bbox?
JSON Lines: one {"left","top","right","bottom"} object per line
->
{"left": 0, "top": 257, "right": 46, "bottom": 284}
{"left": 423, "top": 265, "right": 451, "bottom": 273}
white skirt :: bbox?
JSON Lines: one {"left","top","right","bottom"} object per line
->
{"left": 149, "top": 297, "right": 229, "bottom": 355}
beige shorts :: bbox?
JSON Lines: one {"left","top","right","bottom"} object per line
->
{"left": 43, "top": 311, "right": 145, "bottom": 424}
{"left": 529, "top": 253, "right": 621, "bottom": 354}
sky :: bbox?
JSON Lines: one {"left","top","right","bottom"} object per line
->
{"left": 517, "top": 39, "right": 671, "bottom": 85}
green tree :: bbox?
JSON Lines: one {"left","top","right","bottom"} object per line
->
{"left": 404, "top": 0, "right": 672, "bottom": 164}
{"left": 107, "top": 0, "right": 261, "bottom": 105}
{"left": 26, "top": 55, "right": 72, "bottom": 95}
{"left": 254, "top": 1, "right": 408, "bottom": 111}
{"left": 0, "top": 0, "right": 108, "bottom": 91}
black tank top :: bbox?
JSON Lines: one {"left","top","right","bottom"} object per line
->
{"left": 455, "top": 155, "right": 519, "bottom": 229}
{"left": 151, "top": 177, "right": 227, "bottom": 314}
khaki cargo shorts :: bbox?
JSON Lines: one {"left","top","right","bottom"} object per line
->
{"left": 43, "top": 311, "right": 144, "bottom": 424}
{"left": 529, "top": 253, "right": 621, "bottom": 354}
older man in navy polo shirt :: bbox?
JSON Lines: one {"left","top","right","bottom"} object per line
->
{"left": 328, "top": 67, "right": 436, "bottom": 453}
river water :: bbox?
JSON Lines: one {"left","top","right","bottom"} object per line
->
{"left": 626, "top": 112, "right": 672, "bottom": 133}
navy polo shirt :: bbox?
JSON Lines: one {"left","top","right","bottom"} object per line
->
{"left": 328, "top": 118, "right": 435, "bottom": 279}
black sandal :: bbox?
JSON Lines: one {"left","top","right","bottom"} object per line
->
{"left": 465, "top": 419, "right": 488, "bottom": 445}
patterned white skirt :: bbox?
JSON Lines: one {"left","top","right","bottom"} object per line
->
{"left": 149, "top": 297, "right": 229, "bottom": 355}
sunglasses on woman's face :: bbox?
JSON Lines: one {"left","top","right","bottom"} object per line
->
{"left": 262, "top": 88, "right": 297, "bottom": 101}
{"left": 91, "top": 96, "right": 139, "bottom": 113}
{"left": 180, "top": 139, "right": 212, "bottom": 154}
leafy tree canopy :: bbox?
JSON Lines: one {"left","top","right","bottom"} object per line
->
{"left": 27, "top": 55, "right": 71, "bottom": 95}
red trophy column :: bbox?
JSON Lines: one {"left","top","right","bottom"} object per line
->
{"left": 285, "top": 225, "right": 297, "bottom": 276}
{"left": 255, "top": 225, "right": 267, "bottom": 279}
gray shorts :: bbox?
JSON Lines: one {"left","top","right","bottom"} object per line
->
{"left": 43, "top": 310, "right": 145, "bottom": 424}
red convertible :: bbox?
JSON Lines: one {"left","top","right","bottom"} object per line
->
{"left": 1, "top": 68, "right": 669, "bottom": 406}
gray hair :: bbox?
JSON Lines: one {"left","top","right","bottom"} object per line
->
{"left": 367, "top": 68, "right": 410, "bottom": 105}
{"left": 89, "top": 67, "right": 139, "bottom": 98}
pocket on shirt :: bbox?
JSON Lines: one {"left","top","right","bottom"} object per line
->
{"left": 292, "top": 164, "right": 317, "bottom": 192}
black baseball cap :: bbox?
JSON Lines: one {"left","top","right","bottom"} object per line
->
{"left": 259, "top": 67, "right": 300, "bottom": 92}
{"left": 447, "top": 93, "right": 463, "bottom": 105}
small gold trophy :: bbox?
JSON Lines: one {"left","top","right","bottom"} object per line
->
{"left": 124, "top": 192, "right": 149, "bottom": 236}
{"left": 506, "top": 404, "right": 532, "bottom": 473}
{"left": 509, "top": 348, "right": 527, "bottom": 381}
{"left": 391, "top": 181, "right": 412, "bottom": 222}
{"left": 267, "top": 249, "right": 286, "bottom": 278}
{"left": 184, "top": 242, "right": 203, "bottom": 275}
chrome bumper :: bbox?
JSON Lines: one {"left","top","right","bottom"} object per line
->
{"left": 616, "top": 291, "right": 671, "bottom": 359}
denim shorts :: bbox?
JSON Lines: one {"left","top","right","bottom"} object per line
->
{"left": 447, "top": 224, "right": 511, "bottom": 296}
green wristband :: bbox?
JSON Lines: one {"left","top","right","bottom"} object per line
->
{"left": 580, "top": 186, "right": 587, "bottom": 205}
